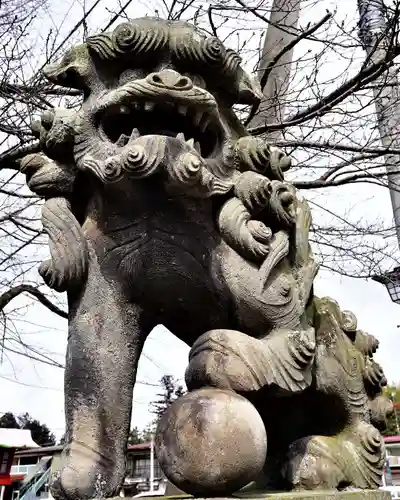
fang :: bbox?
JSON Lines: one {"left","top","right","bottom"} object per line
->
{"left": 200, "top": 118, "right": 210, "bottom": 133}
{"left": 144, "top": 101, "right": 155, "bottom": 112}
{"left": 131, "top": 128, "right": 140, "bottom": 139}
{"left": 178, "top": 105, "right": 188, "bottom": 116}
{"left": 116, "top": 134, "right": 130, "bottom": 147}
{"left": 193, "top": 111, "right": 203, "bottom": 126}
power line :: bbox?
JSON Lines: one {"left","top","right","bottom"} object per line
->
{"left": 0, "top": 374, "right": 60, "bottom": 391}
{"left": 0, "top": 373, "right": 161, "bottom": 391}
{"left": 3, "top": 342, "right": 171, "bottom": 386}
{"left": 2, "top": 345, "right": 64, "bottom": 368}
{"left": 102, "top": 0, "right": 136, "bottom": 32}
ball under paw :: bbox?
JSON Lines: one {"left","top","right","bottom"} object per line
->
{"left": 155, "top": 387, "right": 267, "bottom": 496}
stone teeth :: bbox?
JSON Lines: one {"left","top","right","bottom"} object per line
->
{"left": 119, "top": 105, "right": 131, "bottom": 115}
{"left": 186, "top": 138, "right": 195, "bottom": 148}
{"left": 144, "top": 101, "right": 155, "bottom": 112}
{"left": 176, "top": 132, "right": 185, "bottom": 141}
{"left": 193, "top": 111, "right": 203, "bottom": 126}
{"left": 131, "top": 102, "right": 140, "bottom": 110}
{"left": 194, "top": 141, "right": 201, "bottom": 154}
{"left": 178, "top": 105, "right": 188, "bottom": 116}
{"left": 131, "top": 128, "right": 140, "bottom": 139}
{"left": 200, "top": 117, "right": 210, "bottom": 133}
{"left": 115, "top": 134, "right": 130, "bottom": 147}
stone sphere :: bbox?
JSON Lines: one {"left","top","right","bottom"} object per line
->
{"left": 155, "top": 387, "right": 267, "bottom": 496}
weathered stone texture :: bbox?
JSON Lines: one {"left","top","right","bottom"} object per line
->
{"left": 21, "top": 16, "right": 392, "bottom": 500}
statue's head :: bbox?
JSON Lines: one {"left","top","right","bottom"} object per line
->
{"left": 40, "top": 18, "right": 287, "bottom": 191}
{"left": 29, "top": 17, "right": 299, "bottom": 307}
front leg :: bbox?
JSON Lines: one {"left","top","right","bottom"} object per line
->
{"left": 21, "top": 155, "right": 87, "bottom": 293}
{"left": 51, "top": 253, "right": 150, "bottom": 500}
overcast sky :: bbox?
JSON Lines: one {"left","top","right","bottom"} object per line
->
{"left": 1, "top": 0, "right": 400, "bottom": 441}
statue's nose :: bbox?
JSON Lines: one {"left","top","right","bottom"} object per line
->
{"left": 146, "top": 69, "right": 193, "bottom": 90}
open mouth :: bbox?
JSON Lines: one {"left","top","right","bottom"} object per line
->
{"left": 98, "top": 101, "right": 223, "bottom": 158}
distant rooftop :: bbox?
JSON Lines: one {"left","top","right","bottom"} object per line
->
{"left": 15, "top": 441, "right": 152, "bottom": 456}
{"left": 0, "top": 429, "right": 39, "bottom": 449}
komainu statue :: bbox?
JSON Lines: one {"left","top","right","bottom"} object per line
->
{"left": 20, "top": 17, "right": 393, "bottom": 500}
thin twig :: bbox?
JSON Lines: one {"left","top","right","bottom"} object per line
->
{"left": 0, "top": 284, "right": 68, "bottom": 319}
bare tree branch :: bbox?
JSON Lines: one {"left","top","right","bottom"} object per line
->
{"left": 0, "top": 284, "right": 67, "bottom": 319}
{"left": 249, "top": 47, "right": 400, "bottom": 135}
{"left": 246, "top": 12, "right": 332, "bottom": 127}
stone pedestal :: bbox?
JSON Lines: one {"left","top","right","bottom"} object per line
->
{"left": 235, "top": 491, "right": 392, "bottom": 500}
{"left": 130, "top": 492, "right": 391, "bottom": 500}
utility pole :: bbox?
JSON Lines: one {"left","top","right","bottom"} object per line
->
{"left": 149, "top": 434, "right": 155, "bottom": 493}
{"left": 358, "top": 0, "right": 400, "bottom": 246}
{"left": 358, "top": 0, "right": 400, "bottom": 301}
{"left": 249, "top": 0, "right": 301, "bottom": 138}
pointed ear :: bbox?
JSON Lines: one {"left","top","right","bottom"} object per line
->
{"left": 43, "top": 45, "right": 91, "bottom": 90}
{"left": 237, "top": 73, "right": 263, "bottom": 105}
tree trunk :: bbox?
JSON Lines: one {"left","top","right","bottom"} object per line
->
{"left": 358, "top": 0, "right": 400, "bottom": 246}
{"left": 250, "top": 0, "right": 301, "bottom": 141}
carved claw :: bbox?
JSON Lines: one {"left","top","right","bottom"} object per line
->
{"left": 31, "top": 108, "right": 78, "bottom": 162}
{"left": 269, "top": 146, "right": 291, "bottom": 175}
{"left": 39, "top": 259, "right": 65, "bottom": 293}
{"left": 355, "top": 330, "right": 379, "bottom": 356}
{"left": 234, "top": 171, "right": 272, "bottom": 214}
{"left": 268, "top": 181, "right": 296, "bottom": 229}
{"left": 234, "top": 136, "right": 291, "bottom": 181}
{"left": 20, "top": 153, "right": 76, "bottom": 197}
{"left": 20, "top": 153, "right": 46, "bottom": 176}
{"left": 186, "top": 326, "right": 315, "bottom": 394}
{"left": 364, "top": 358, "right": 387, "bottom": 390}
{"left": 232, "top": 172, "right": 296, "bottom": 230}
